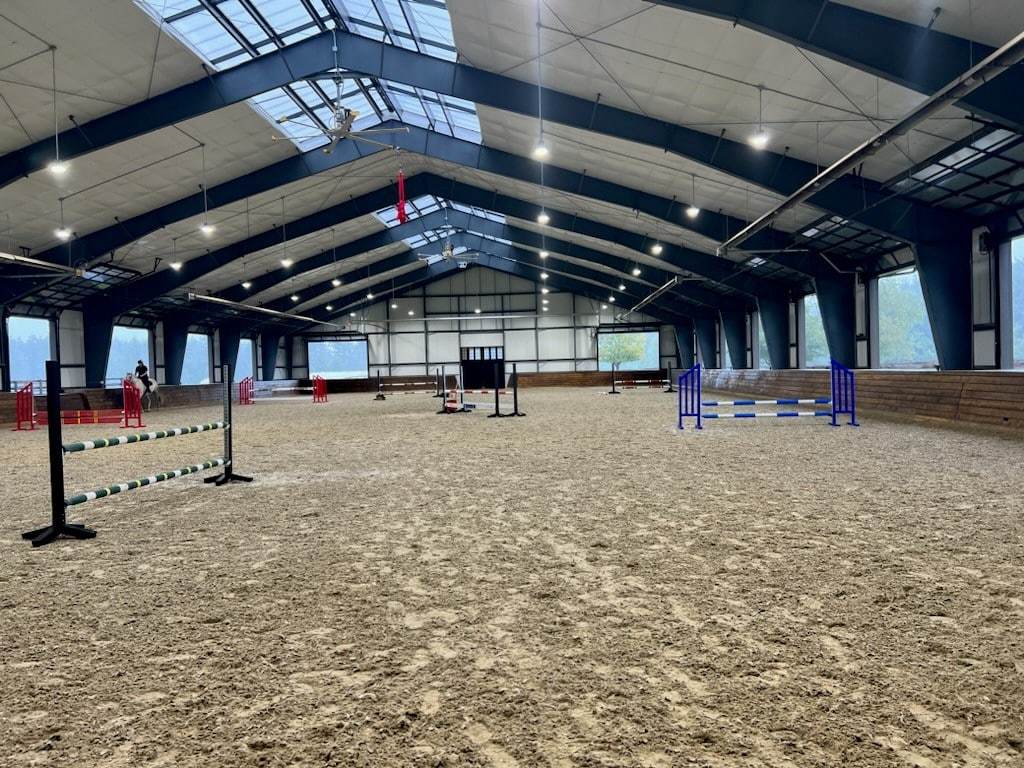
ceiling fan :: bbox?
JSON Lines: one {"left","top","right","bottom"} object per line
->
{"left": 416, "top": 208, "right": 482, "bottom": 268}
{"left": 271, "top": 30, "right": 409, "bottom": 155}
{"left": 416, "top": 238, "right": 481, "bottom": 268}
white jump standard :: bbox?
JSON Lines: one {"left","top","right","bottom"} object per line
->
{"left": 22, "top": 361, "right": 252, "bottom": 547}
{"left": 677, "top": 360, "right": 859, "bottom": 430}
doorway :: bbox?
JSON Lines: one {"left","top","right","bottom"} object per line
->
{"left": 461, "top": 345, "right": 504, "bottom": 389}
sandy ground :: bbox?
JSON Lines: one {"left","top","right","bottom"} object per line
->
{"left": 1, "top": 387, "right": 1022, "bottom": 767}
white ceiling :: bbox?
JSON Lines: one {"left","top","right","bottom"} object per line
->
{"left": 448, "top": 0, "right": 979, "bottom": 183}
{"left": 478, "top": 105, "right": 822, "bottom": 234}
{"left": 0, "top": 0, "right": 204, "bottom": 155}
{"left": 296, "top": 260, "right": 427, "bottom": 314}
{"left": 419, "top": 154, "right": 730, "bottom": 258}
{"left": 504, "top": 214, "right": 700, "bottom": 279}
{"left": 192, "top": 215, "right": 391, "bottom": 298}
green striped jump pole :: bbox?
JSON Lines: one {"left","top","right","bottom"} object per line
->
{"left": 66, "top": 458, "right": 228, "bottom": 506}
{"left": 63, "top": 422, "right": 225, "bottom": 454}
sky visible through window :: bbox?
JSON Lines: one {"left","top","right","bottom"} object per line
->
{"left": 235, "top": 338, "right": 254, "bottom": 381}
{"left": 134, "top": 0, "right": 481, "bottom": 150}
{"left": 182, "top": 333, "right": 211, "bottom": 384}
{"left": 106, "top": 326, "right": 151, "bottom": 386}
{"left": 6, "top": 316, "right": 50, "bottom": 386}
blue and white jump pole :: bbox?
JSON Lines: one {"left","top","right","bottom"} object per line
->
{"left": 678, "top": 360, "right": 859, "bottom": 430}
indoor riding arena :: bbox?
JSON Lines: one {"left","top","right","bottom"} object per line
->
{"left": 1, "top": 2, "right": 1022, "bottom": 767}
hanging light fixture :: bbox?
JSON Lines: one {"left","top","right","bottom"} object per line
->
{"left": 537, "top": 210, "right": 550, "bottom": 225}
{"left": 686, "top": 173, "right": 701, "bottom": 218}
{"left": 241, "top": 281, "right": 252, "bottom": 289}
{"left": 326, "top": 304, "right": 334, "bottom": 311}
{"left": 749, "top": 86, "right": 769, "bottom": 150}
{"left": 167, "top": 237, "right": 181, "bottom": 270}
{"left": 54, "top": 198, "right": 71, "bottom": 241}
{"left": 331, "top": 278, "right": 341, "bottom": 287}
{"left": 199, "top": 144, "right": 215, "bottom": 235}
{"left": 532, "top": 1, "right": 549, "bottom": 160}
{"left": 632, "top": 265, "right": 642, "bottom": 276}
{"left": 291, "top": 294, "right": 300, "bottom": 302}
{"left": 540, "top": 272, "right": 549, "bottom": 280}
{"left": 539, "top": 250, "right": 549, "bottom": 259}
{"left": 650, "top": 243, "right": 662, "bottom": 256}
{"left": 366, "top": 292, "right": 374, "bottom": 300}
{"left": 618, "top": 283, "right": 626, "bottom": 291}
{"left": 48, "top": 50, "right": 68, "bottom": 176}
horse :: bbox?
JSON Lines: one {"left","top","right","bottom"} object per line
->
{"left": 126, "top": 373, "right": 161, "bottom": 411}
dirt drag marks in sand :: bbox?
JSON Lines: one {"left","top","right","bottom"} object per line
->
{"left": 0, "top": 388, "right": 1022, "bottom": 766}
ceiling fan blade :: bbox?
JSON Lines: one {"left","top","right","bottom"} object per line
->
{"left": 351, "top": 127, "right": 412, "bottom": 136}
{"left": 352, "top": 135, "right": 397, "bottom": 150}
{"left": 279, "top": 119, "right": 322, "bottom": 131}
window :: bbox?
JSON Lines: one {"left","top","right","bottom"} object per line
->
{"left": 308, "top": 339, "right": 368, "bottom": 378}
{"left": 598, "top": 330, "right": 660, "bottom": 371}
{"left": 757, "top": 316, "right": 771, "bottom": 369}
{"left": 1014, "top": 238, "right": 1024, "bottom": 368}
{"left": 878, "top": 270, "right": 938, "bottom": 369}
{"left": 181, "top": 333, "right": 212, "bottom": 384}
{"left": 106, "top": 326, "right": 151, "bottom": 387}
{"left": 235, "top": 338, "right": 254, "bottom": 381}
{"left": 803, "top": 295, "right": 830, "bottom": 368}
{"left": 7, "top": 316, "right": 51, "bottom": 386}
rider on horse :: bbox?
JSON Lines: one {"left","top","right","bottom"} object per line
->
{"left": 135, "top": 360, "right": 153, "bottom": 394}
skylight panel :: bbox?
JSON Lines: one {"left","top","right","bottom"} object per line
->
{"left": 135, "top": 0, "right": 480, "bottom": 149}
{"left": 217, "top": 1, "right": 266, "bottom": 46}
{"left": 170, "top": 9, "right": 242, "bottom": 62}
{"left": 260, "top": 0, "right": 316, "bottom": 32}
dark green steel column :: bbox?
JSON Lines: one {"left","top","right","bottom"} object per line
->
{"left": 814, "top": 273, "right": 857, "bottom": 368}
{"left": 694, "top": 316, "right": 718, "bottom": 368}
{"left": 673, "top": 320, "right": 695, "bottom": 369}
{"left": 260, "top": 332, "right": 283, "bottom": 381}
{"left": 162, "top": 315, "right": 190, "bottom": 386}
{"left": 756, "top": 293, "right": 791, "bottom": 369}
{"left": 916, "top": 237, "right": 973, "bottom": 370}
{"left": 720, "top": 308, "right": 749, "bottom": 369}
{"left": 83, "top": 309, "right": 115, "bottom": 387}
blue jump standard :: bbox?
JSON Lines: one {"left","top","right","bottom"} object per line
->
{"left": 676, "top": 359, "right": 859, "bottom": 430}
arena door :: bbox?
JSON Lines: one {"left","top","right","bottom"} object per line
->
{"left": 460, "top": 346, "right": 504, "bottom": 390}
